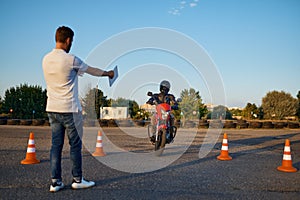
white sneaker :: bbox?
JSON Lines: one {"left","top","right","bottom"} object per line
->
{"left": 71, "top": 178, "right": 95, "bottom": 189}
{"left": 49, "top": 181, "right": 64, "bottom": 192}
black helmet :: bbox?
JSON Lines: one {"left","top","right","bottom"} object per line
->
{"left": 160, "top": 80, "right": 170, "bottom": 94}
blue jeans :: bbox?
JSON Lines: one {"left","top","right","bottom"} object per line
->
{"left": 48, "top": 112, "right": 83, "bottom": 181}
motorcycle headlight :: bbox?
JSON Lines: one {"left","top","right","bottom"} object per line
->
{"left": 161, "top": 109, "right": 168, "bottom": 120}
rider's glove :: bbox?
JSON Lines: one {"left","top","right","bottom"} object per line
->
{"left": 171, "top": 105, "right": 178, "bottom": 110}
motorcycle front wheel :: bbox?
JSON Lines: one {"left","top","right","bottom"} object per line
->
{"left": 154, "top": 129, "right": 166, "bottom": 156}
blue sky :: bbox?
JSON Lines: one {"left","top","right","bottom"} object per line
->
{"left": 0, "top": 0, "right": 299, "bottom": 108}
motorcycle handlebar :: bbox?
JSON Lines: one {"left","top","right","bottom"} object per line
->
{"left": 147, "top": 91, "right": 180, "bottom": 107}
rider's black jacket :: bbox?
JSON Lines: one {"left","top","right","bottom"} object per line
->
{"left": 146, "top": 93, "right": 179, "bottom": 110}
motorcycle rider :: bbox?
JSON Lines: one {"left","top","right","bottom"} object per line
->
{"left": 146, "top": 80, "right": 179, "bottom": 143}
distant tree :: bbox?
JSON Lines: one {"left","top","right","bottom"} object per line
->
{"left": 81, "top": 88, "right": 109, "bottom": 119}
{"left": 130, "top": 101, "right": 140, "bottom": 118}
{"left": 229, "top": 108, "right": 242, "bottom": 119}
{"left": 296, "top": 91, "right": 300, "bottom": 120}
{"left": 180, "top": 88, "right": 207, "bottom": 120}
{"left": 261, "top": 90, "right": 298, "bottom": 120}
{"left": 207, "top": 105, "right": 232, "bottom": 120}
{"left": 112, "top": 97, "right": 139, "bottom": 118}
{"left": 0, "top": 96, "right": 3, "bottom": 113}
{"left": 133, "top": 108, "right": 150, "bottom": 120}
{"left": 242, "top": 103, "right": 259, "bottom": 119}
{"left": 258, "top": 106, "right": 264, "bottom": 120}
{"left": 112, "top": 97, "right": 130, "bottom": 107}
{"left": 3, "top": 84, "right": 47, "bottom": 119}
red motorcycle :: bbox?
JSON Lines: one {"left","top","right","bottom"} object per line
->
{"left": 147, "top": 92, "right": 180, "bottom": 155}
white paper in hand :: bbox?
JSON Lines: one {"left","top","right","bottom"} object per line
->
{"left": 109, "top": 65, "right": 118, "bottom": 87}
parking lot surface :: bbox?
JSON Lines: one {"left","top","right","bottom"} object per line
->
{"left": 0, "top": 125, "right": 299, "bottom": 199}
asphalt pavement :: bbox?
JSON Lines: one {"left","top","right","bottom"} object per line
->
{"left": 0, "top": 125, "right": 299, "bottom": 200}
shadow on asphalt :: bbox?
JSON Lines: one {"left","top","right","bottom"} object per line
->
{"left": 96, "top": 132, "right": 300, "bottom": 186}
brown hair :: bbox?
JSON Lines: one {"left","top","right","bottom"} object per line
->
{"left": 55, "top": 26, "right": 74, "bottom": 43}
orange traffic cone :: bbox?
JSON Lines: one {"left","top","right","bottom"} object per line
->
{"left": 217, "top": 133, "right": 232, "bottom": 161}
{"left": 92, "top": 131, "right": 106, "bottom": 156}
{"left": 277, "top": 139, "right": 297, "bottom": 173}
{"left": 21, "top": 132, "right": 40, "bottom": 164}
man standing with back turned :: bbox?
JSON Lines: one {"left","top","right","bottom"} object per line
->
{"left": 42, "top": 26, "right": 114, "bottom": 192}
